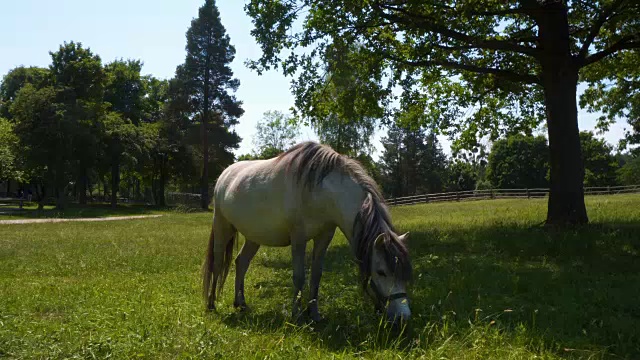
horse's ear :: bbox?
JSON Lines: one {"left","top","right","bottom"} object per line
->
{"left": 398, "top": 232, "right": 410, "bottom": 244}
{"left": 374, "top": 234, "right": 385, "bottom": 249}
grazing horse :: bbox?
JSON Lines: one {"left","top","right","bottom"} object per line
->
{"left": 203, "top": 141, "right": 412, "bottom": 324}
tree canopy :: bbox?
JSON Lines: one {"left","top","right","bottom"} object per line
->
{"left": 245, "top": 0, "right": 640, "bottom": 225}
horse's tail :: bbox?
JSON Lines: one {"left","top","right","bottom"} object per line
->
{"left": 203, "top": 218, "right": 236, "bottom": 310}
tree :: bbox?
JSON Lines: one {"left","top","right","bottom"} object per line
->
{"left": 104, "top": 60, "right": 145, "bottom": 125}
{"left": 179, "top": 0, "right": 244, "bottom": 209}
{"left": 487, "top": 135, "right": 549, "bottom": 189}
{"left": 0, "top": 118, "right": 19, "bottom": 182}
{"left": 245, "top": 1, "right": 640, "bottom": 225}
{"left": 617, "top": 155, "right": 640, "bottom": 185}
{"left": 253, "top": 110, "right": 300, "bottom": 156}
{"left": 103, "top": 59, "right": 146, "bottom": 207}
{"left": 379, "top": 123, "right": 447, "bottom": 197}
{"left": 0, "top": 66, "right": 51, "bottom": 119}
{"left": 446, "top": 161, "right": 478, "bottom": 192}
{"left": 581, "top": 47, "right": 640, "bottom": 151}
{"left": 10, "top": 84, "right": 66, "bottom": 209}
{"left": 49, "top": 41, "right": 106, "bottom": 206}
{"left": 580, "top": 131, "right": 619, "bottom": 187}
{"left": 301, "top": 45, "right": 387, "bottom": 156}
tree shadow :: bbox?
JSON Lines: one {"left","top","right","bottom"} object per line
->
{"left": 220, "top": 221, "right": 640, "bottom": 357}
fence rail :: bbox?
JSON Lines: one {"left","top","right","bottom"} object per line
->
{"left": 386, "top": 184, "right": 640, "bottom": 207}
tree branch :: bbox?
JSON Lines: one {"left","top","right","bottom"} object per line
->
{"left": 582, "top": 35, "right": 640, "bottom": 67}
{"left": 375, "top": 3, "right": 539, "bottom": 57}
{"left": 578, "top": 0, "right": 626, "bottom": 60}
{"left": 389, "top": 55, "right": 540, "bottom": 85}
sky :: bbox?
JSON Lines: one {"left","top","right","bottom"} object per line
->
{"left": 0, "top": 0, "right": 631, "bottom": 159}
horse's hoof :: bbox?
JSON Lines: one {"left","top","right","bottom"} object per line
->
{"left": 310, "top": 314, "right": 324, "bottom": 323}
{"left": 234, "top": 302, "right": 250, "bottom": 312}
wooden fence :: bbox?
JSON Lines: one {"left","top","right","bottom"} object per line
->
{"left": 385, "top": 185, "right": 640, "bottom": 207}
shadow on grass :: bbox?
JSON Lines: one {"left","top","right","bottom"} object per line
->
{"left": 219, "top": 221, "right": 640, "bottom": 357}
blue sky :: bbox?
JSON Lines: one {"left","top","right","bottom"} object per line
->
{"left": 0, "top": 0, "right": 630, "bottom": 158}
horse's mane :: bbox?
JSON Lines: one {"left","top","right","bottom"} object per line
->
{"left": 274, "top": 141, "right": 411, "bottom": 286}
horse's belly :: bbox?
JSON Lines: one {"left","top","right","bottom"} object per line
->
{"left": 222, "top": 205, "right": 293, "bottom": 247}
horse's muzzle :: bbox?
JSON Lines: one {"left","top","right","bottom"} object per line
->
{"left": 386, "top": 297, "right": 411, "bottom": 325}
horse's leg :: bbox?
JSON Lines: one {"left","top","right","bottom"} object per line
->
{"left": 233, "top": 239, "right": 260, "bottom": 310}
{"left": 204, "top": 212, "right": 235, "bottom": 311}
{"left": 308, "top": 227, "right": 335, "bottom": 322}
{"left": 290, "top": 236, "right": 307, "bottom": 322}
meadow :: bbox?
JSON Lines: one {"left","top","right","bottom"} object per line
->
{"left": 1, "top": 195, "right": 639, "bottom": 359}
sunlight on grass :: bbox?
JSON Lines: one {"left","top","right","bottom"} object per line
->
{"left": 1, "top": 194, "right": 639, "bottom": 359}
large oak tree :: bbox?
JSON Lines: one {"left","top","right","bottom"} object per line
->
{"left": 245, "top": 0, "right": 640, "bottom": 225}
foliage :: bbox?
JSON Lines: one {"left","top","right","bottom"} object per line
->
{"left": 446, "top": 160, "right": 478, "bottom": 192}
{"left": 378, "top": 123, "right": 447, "bottom": 197}
{"left": 580, "top": 131, "right": 619, "bottom": 187}
{"left": 487, "top": 135, "right": 549, "bottom": 189}
{"left": 253, "top": 110, "right": 299, "bottom": 155}
{"left": 581, "top": 48, "right": 640, "bottom": 150}
{"left": 104, "top": 59, "right": 145, "bottom": 125}
{"left": 0, "top": 117, "right": 19, "bottom": 181}
{"left": 617, "top": 156, "right": 640, "bottom": 185}
{"left": 245, "top": 0, "right": 640, "bottom": 225}
{"left": 0, "top": 66, "right": 51, "bottom": 119}
{"left": 2, "top": 195, "right": 640, "bottom": 358}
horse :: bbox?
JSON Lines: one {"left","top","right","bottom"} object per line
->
{"left": 202, "top": 141, "right": 412, "bottom": 324}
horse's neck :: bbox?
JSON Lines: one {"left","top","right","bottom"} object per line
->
{"left": 322, "top": 172, "right": 367, "bottom": 243}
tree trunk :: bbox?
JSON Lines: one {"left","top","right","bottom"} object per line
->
{"left": 201, "top": 57, "right": 211, "bottom": 210}
{"left": 158, "top": 154, "right": 167, "bottom": 207}
{"left": 78, "top": 168, "right": 87, "bottom": 205}
{"left": 111, "top": 157, "right": 120, "bottom": 209}
{"left": 539, "top": 3, "right": 588, "bottom": 226}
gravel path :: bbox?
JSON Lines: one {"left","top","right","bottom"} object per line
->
{"left": 0, "top": 214, "right": 163, "bottom": 225}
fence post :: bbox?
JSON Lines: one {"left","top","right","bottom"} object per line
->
{"left": 424, "top": 194, "right": 429, "bottom": 203}
{"left": 456, "top": 192, "right": 460, "bottom": 201}
{"left": 608, "top": 186, "right": 612, "bottom": 195}
{"left": 526, "top": 188, "right": 530, "bottom": 199}
{"left": 490, "top": 189, "right": 495, "bottom": 199}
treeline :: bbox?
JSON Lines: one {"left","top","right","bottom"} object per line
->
{"left": 376, "top": 130, "right": 639, "bottom": 198}
{"left": 238, "top": 109, "right": 640, "bottom": 199}
{"left": 0, "top": 0, "right": 241, "bottom": 209}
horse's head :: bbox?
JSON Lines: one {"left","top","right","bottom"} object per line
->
{"left": 368, "top": 231, "right": 412, "bottom": 325}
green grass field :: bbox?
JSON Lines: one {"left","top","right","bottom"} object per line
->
{"left": 1, "top": 195, "right": 639, "bottom": 359}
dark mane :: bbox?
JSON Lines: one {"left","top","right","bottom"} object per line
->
{"left": 275, "top": 141, "right": 412, "bottom": 285}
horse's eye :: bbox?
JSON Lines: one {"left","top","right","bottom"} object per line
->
{"left": 376, "top": 270, "right": 387, "bottom": 277}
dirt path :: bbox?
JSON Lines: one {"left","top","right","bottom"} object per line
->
{"left": 0, "top": 214, "right": 163, "bottom": 225}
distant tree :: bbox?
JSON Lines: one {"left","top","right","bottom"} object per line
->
{"left": 103, "top": 59, "right": 146, "bottom": 207}
{"left": 49, "top": 41, "right": 106, "bottom": 206}
{"left": 487, "top": 135, "right": 549, "bottom": 189}
{"left": 617, "top": 156, "right": 640, "bottom": 185}
{"left": 10, "top": 84, "right": 65, "bottom": 209}
{"left": 0, "top": 66, "right": 51, "bottom": 119}
{"left": 178, "top": 0, "right": 244, "bottom": 209}
{"left": 104, "top": 59, "right": 144, "bottom": 125}
{"left": 446, "top": 161, "right": 478, "bottom": 192}
{"left": 580, "top": 131, "right": 619, "bottom": 187}
{"left": 0, "top": 118, "right": 19, "bottom": 182}
{"left": 379, "top": 123, "right": 447, "bottom": 197}
{"left": 253, "top": 110, "right": 300, "bottom": 155}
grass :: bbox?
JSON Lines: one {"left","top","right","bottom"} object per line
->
{"left": 1, "top": 194, "right": 639, "bottom": 359}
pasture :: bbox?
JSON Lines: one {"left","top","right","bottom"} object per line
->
{"left": 1, "top": 195, "right": 639, "bottom": 359}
